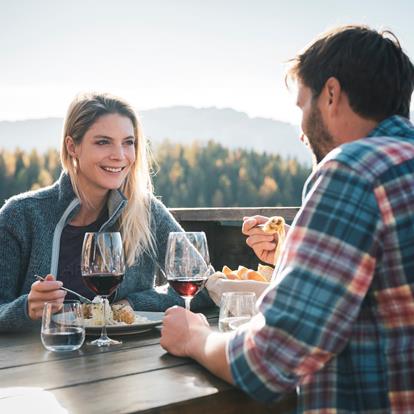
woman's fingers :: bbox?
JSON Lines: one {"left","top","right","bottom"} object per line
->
{"left": 28, "top": 275, "right": 66, "bottom": 320}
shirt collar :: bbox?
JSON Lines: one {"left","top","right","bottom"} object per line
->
{"left": 366, "top": 115, "right": 414, "bottom": 139}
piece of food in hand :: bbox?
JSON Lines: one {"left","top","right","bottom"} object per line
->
{"left": 262, "top": 215, "right": 286, "bottom": 266}
{"left": 112, "top": 304, "right": 136, "bottom": 324}
{"left": 257, "top": 264, "right": 274, "bottom": 282}
{"left": 246, "top": 270, "right": 267, "bottom": 282}
{"left": 262, "top": 216, "right": 285, "bottom": 234}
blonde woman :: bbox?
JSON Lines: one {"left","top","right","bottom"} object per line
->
{"left": 0, "top": 92, "right": 212, "bottom": 331}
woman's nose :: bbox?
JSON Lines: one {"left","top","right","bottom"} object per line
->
{"left": 110, "top": 144, "right": 125, "bottom": 160}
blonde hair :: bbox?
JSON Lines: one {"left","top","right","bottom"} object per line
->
{"left": 61, "top": 92, "right": 155, "bottom": 266}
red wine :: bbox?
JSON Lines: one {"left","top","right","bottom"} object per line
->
{"left": 169, "top": 277, "right": 206, "bottom": 297}
{"left": 82, "top": 273, "right": 124, "bottom": 296}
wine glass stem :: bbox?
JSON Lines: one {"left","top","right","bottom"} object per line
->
{"left": 184, "top": 297, "right": 192, "bottom": 311}
{"left": 101, "top": 295, "right": 108, "bottom": 340}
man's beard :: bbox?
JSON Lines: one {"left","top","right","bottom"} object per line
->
{"left": 304, "top": 102, "right": 336, "bottom": 164}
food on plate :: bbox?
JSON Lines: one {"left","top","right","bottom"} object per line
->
{"left": 112, "top": 304, "right": 136, "bottom": 324}
{"left": 262, "top": 215, "right": 286, "bottom": 265}
{"left": 221, "top": 264, "right": 274, "bottom": 282}
{"left": 82, "top": 297, "right": 144, "bottom": 326}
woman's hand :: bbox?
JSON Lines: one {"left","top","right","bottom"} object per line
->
{"left": 242, "top": 215, "right": 278, "bottom": 265}
{"left": 27, "top": 274, "right": 66, "bottom": 320}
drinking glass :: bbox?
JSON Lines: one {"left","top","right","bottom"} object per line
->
{"left": 218, "top": 292, "right": 256, "bottom": 332}
{"left": 165, "top": 232, "right": 212, "bottom": 310}
{"left": 81, "top": 232, "right": 125, "bottom": 347}
{"left": 41, "top": 300, "right": 85, "bottom": 352}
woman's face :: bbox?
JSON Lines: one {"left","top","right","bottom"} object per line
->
{"left": 70, "top": 113, "right": 136, "bottom": 196}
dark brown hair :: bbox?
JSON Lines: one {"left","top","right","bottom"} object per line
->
{"left": 287, "top": 25, "right": 414, "bottom": 121}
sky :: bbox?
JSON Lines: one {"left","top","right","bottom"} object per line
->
{"left": 1, "top": 0, "right": 413, "bottom": 125}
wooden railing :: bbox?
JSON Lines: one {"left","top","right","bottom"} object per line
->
{"left": 170, "top": 207, "right": 300, "bottom": 271}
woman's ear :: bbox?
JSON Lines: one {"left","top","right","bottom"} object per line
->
{"left": 65, "top": 136, "right": 77, "bottom": 157}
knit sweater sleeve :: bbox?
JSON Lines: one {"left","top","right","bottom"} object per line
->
{"left": 0, "top": 202, "right": 34, "bottom": 332}
{"left": 123, "top": 197, "right": 215, "bottom": 311}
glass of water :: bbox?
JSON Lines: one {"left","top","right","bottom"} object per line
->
{"left": 218, "top": 292, "right": 256, "bottom": 332}
{"left": 41, "top": 300, "right": 85, "bottom": 352}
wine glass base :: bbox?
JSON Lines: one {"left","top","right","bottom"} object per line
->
{"left": 87, "top": 336, "right": 122, "bottom": 347}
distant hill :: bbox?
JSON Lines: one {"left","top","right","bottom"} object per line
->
{"left": 0, "top": 106, "right": 307, "bottom": 164}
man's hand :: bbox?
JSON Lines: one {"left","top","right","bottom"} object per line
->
{"left": 242, "top": 215, "right": 278, "bottom": 265}
{"left": 27, "top": 274, "right": 66, "bottom": 320}
{"left": 160, "top": 306, "right": 234, "bottom": 384}
{"left": 160, "top": 306, "right": 210, "bottom": 357}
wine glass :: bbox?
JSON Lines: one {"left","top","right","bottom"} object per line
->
{"left": 81, "top": 232, "right": 125, "bottom": 347}
{"left": 218, "top": 292, "right": 256, "bottom": 332}
{"left": 165, "top": 232, "right": 212, "bottom": 310}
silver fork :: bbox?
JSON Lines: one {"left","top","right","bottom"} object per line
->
{"left": 34, "top": 274, "right": 92, "bottom": 304}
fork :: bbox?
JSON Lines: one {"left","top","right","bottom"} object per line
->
{"left": 34, "top": 274, "right": 93, "bottom": 304}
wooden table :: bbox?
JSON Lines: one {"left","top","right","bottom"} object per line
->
{"left": 0, "top": 310, "right": 296, "bottom": 413}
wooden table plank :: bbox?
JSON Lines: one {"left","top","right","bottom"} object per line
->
{"left": 0, "top": 329, "right": 161, "bottom": 369}
{"left": 1, "top": 342, "right": 192, "bottom": 390}
{"left": 47, "top": 364, "right": 295, "bottom": 414}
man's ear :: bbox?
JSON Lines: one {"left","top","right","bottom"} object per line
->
{"left": 321, "top": 76, "right": 342, "bottom": 115}
{"left": 65, "top": 136, "right": 77, "bottom": 157}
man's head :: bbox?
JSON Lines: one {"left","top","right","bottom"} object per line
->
{"left": 288, "top": 25, "right": 414, "bottom": 163}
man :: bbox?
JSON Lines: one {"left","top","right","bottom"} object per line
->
{"left": 160, "top": 25, "right": 414, "bottom": 412}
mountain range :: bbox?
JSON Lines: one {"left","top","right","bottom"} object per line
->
{"left": 0, "top": 106, "right": 311, "bottom": 164}
{"left": 2, "top": 106, "right": 411, "bottom": 164}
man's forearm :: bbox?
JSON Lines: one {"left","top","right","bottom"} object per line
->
{"left": 190, "top": 327, "right": 234, "bottom": 384}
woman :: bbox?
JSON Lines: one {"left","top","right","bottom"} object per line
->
{"left": 0, "top": 92, "right": 212, "bottom": 331}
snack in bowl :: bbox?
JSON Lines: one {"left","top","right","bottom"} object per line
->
{"left": 262, "top": 215, "right": 286, "bottom": 265}
{"left": 206, "top": 264, "right": 274, "bottom": 306}
{"left": 221, "top": 264, "right": 274, "bottom": 282}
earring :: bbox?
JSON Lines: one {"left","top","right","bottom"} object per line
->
{"left": 73, "top": 157, "right": 79, "bottom": 173}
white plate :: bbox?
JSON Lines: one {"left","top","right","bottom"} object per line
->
{"left": 85, "top": 311, "right": 164, "bottom": 336}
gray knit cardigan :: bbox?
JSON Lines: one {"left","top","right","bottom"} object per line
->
{"left": 0, "top": 173, "right": 213, "bottom": 331}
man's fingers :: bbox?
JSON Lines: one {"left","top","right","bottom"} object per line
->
{"left": 246, "top": 234, "right": 276, "bottom": 247}
{"left": 253, "top": 242, "right": 277, "bottom": 252}
{"left": 242, "top": 218, "right": 258, "bottom": 235}
{"left": 243, "top": 215, "right": 269, "bottom": 223}
{"left": 242, "top": 216, "right": 272, "bottom": 236}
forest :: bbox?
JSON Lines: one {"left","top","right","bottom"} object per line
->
{"left": 0, "top": 140, "right": 310, "bottom": 208}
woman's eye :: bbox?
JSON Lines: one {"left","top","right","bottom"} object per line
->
{"left": 96, "top": 140, "right": 109, "bottom": 145}
{"left": 125, "top": 139, "right": 135, "bottom": 146}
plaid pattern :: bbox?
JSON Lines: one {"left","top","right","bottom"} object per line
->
{"left": 228, "top": 116, "right": 414, "bottom": 413}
